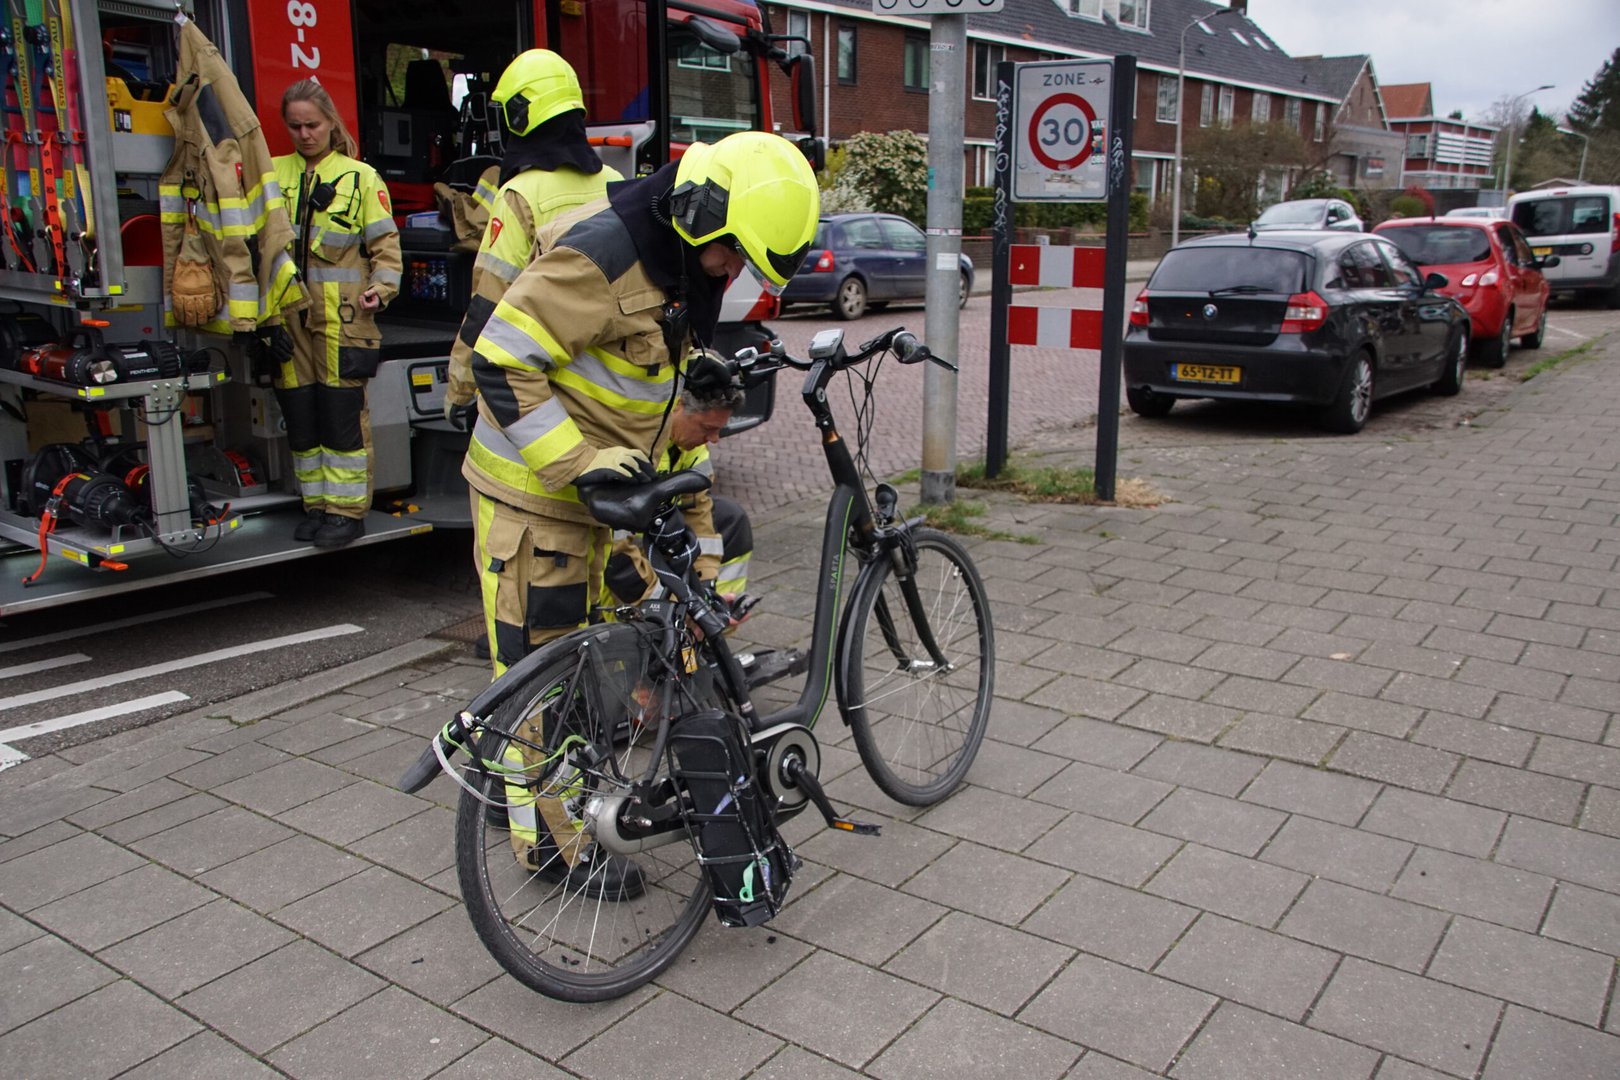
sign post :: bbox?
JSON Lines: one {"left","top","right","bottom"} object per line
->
{"left": 987, "top": 56, "right": 1134, "bottom": 498}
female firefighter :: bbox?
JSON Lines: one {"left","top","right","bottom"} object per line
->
{"left": 272, "top": 79, "right": 403, "bottom": 548}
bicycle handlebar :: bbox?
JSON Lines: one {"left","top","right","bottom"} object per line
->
{"left": 728, "top": 326, "right": 957, "bottom": 384}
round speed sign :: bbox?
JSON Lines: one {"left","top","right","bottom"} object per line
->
{"left": 1026, "top": 92, "right": 1098, "bottom": 171}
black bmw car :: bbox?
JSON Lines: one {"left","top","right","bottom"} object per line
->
{"left": 1123, "top": 231, "right": 1471, "bottom": 433}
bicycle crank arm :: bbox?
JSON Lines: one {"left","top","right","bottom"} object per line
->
{"left": 782, "top": 757, "right": 880, "bottom": 836}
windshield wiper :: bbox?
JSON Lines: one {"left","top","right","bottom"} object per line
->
{"left": 1208, "top": 284, "right": 1273, "bottom": 296}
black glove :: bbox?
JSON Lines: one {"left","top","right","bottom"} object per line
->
{"left": 233, "top": 325, "right": 295, "bottom": 385}
{"left": 443, "top": 397, "right": 477, "bottom": 431}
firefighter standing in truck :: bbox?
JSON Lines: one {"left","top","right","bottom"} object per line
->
{"left": 442, "top": 49, "right": 621, "bottom": 430}
{"left": 271, "top": 79, "right": 403, "bottom": 548}
{"left": 462, "top": 132, "right": 818, "bottom": 894}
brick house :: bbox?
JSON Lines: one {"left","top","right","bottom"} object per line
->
{"left": 1381, "top": 82, "right": 1499, "bottom": 191}
{"left": 762, "top": 0, "right": 1391, "bottom": 211}
{"left": 1293, "top": 55, "right": 1405, "bottom": 192}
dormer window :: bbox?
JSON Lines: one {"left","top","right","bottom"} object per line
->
{"left": 1230, "top": 29, "right": 1249, "bottom": 46}
{"left": 1064, "top": 0, "right": 1147, "bottom": 28}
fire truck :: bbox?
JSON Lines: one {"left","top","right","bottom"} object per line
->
{"left": 0, "top": 0, "right": 818, "bottom": 614}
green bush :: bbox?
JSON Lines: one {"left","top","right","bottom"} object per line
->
{"left": 959, "top": 187, "right": 1148, "bottom": 235}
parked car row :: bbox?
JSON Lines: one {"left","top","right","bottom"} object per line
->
{"left": 779, "top": 213, "right": 974, "bottom": 320}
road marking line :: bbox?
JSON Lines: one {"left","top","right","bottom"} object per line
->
{"left": 0, "top": 624, "right": 365, "bottom": 713}
{"left": 0, "top": 591, "right": 277, "bottom": 655}
{"left": 0, "top": 691, "right": 191, "bottom": 746}
{"left": 0, "top": 654, "right": 91, "bottom": 682}
{"left": 0, "top": 745, "right": 26, "bottom": 772}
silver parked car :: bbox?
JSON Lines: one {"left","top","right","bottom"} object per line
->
{"left": 1253, "top": 198, "right": 1364, "bottom": 233}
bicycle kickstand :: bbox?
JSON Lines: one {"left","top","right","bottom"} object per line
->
{"left": 782, "top": 757, "right": 881, "bottom": 836}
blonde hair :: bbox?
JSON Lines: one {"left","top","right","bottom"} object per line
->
{"left": 281, "top": 79, "right": 359, "bottom": 157}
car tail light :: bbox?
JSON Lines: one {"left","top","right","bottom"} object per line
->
{"left": 1461, "top": 273, "right": 1478, "bottom": 287}
{"left": 1612, "top": 213, "right": 1620, "bottom": 254}
{"left": 1478, "top": 270, "right": 1499, "bottom": 286}
{"left": 1128, "top": 289, "right": 1149, "bottom": 327}
{"left": 1280, "top": 291, "right": 1328, "bottom": 333}
{"left": 811, "top": 250, "right": 834, "bottom": 272}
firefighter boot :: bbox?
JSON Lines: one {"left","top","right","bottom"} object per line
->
{"left": 293, "top": 509, "right": 328, "bottom": 541}
{"left": 313, "top": 515, "right": 366, "bottom": 549}
{"left": 528, "top": 836, "right": 647, "bottom": 902}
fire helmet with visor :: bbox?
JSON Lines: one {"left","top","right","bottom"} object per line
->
{"left": 668, "top": 132, "right": 820, "bottom": 295}
{"left": 492, "top": 49, "right": 585, "bottom": 137}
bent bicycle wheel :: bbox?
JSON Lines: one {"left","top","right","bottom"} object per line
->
{"left": 454, "top": 623, "right": 709, "bottom": 1002}
{"left": 840, "top": 528, "right": 994, "bottom": 805}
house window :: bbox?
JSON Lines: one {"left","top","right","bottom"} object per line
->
{"left": 836, "top": 24, "right": 856, "bottom": 84}
{"left": 1116, "top": 0, "right": 1148, "bottom": 29}
{"left": 1283, "top": 97, "right": 1301, "bottom": 130}
{"left": 1218, "top": 85, "right": 1234, "bottom": 127}
{"left": 1314, "top": 102, "right": 1325, "bottom": 142}
{"left": 676, "top": 40, "right": 729, "bottom": 72}
{"left": 1406, "top": 132, "right": 1429, "bottom": 157}
{"left": 785, "top": 10, "right": 809, "bottom": 57}
{"left": 1156, "top": 74, "right": 1178, "bottom": 123}
{"left": 1200, "top": 84, "right": 1214, "bottom": 127}
{"left": 1069, "top": 0, "right": 1101, "bottom": 17}
{"left": 903, "top": 34, "right": 929, "bottom": 91}
{"left": 1252, "top": 93, "right": 1270, "bottom": 124}
{"left": 972, "top": 42, "right": 1004, "bottom": 100}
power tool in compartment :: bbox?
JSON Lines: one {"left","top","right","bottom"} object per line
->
{"left": 1, "top": 316, "right": 207, "bottom": 387}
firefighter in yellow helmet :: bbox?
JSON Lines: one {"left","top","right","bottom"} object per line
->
{"left": 443, "top": 49, "right": 622, "bottom": 428}
{"left": 465, "top": 131, "right": 817, "bottom": 894}
{"left": 272, "top": 79, "right": 403, "bottom": 547}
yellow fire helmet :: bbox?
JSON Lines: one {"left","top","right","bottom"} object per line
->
{"left": 492, "top": 49, "right": 585, "bottom": 137}
{"left": 669, "top": 132, "right": 820, "bottom": 294}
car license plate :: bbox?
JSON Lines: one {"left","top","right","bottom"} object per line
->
{"left": 1532, "top": 247, "right": 1551, "bottom": 257}
{"left": 1172, "top": 363, "right": 1240, "bottom": 384}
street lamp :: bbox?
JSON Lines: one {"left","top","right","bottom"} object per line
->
{"left": 1498, "top": 83, "right": 1553, "bottom": 194}
{"left": 1558, "top": 126, "right": 1590, "bottom": 183}
{"left": 1171, "top": 4, "right": 1245, "bottom": 246}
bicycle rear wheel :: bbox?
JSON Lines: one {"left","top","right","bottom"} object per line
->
{"left": 454, "top": 623, "right": 709, "bottom": 1002}
{"left": 840, "top": 528, "right": 994, "bottom": 805}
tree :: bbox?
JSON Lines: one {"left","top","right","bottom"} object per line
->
{"left": 1183, "top": 122, "right": 1308, "bottom": 222}
{"left": 1511, "top": 108, "right": 1570, "bottom": 189}
{"left": 819, "top": 130, "right": 928, "bottom": 222}
{"left": 1568, "top": 47, "right": 1620, "bottom": 135}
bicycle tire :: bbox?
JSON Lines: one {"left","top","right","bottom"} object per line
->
{"left": 454, "top": 623, "right": 710, "bottom": 1002}
{"left": 840, "top": 528, "right": 994, "bottom": 805}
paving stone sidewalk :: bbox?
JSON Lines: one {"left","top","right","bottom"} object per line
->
{"left": 3, "top": 336, "right": 1618, "bottom": 1079}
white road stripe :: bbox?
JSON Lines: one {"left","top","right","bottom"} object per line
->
{"left": 0, "top": 744, "right": 26, "bottom": 772}
{"left": 0, "top": 654, "right": 91, "bottom": 681}
{"left": 0, "top": 623, "right": 365, "bottom": 713}
{"left": 0, "top": 591, "right": 276, "bottom": 655}
{"left": 0, "top": 691, "right": 191, "bottom": 745}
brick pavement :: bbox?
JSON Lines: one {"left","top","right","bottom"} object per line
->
{"left": 2, "top": 329, "right": 1618, "bottom": 1078}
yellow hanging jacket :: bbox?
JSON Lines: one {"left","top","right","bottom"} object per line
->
{"left": 445, "top": 162, "right": 621, "bottom": 406}
{"left": 274, "top": 151, "right": 403, "bottom": 371}
{"left": 159, "top": 19, "right": 302, "bottom": 333}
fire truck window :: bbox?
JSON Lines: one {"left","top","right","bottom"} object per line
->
{"left": 668, "top": 22, "right": 759, "bottom": 146}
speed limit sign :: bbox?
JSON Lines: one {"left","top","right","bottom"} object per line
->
{"left": 1014, "top": 59, "right": 1112, "bottom": 201}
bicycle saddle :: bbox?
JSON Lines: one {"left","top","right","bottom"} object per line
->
{"left": 578, "top": 469, "right": 711, "bottom": 532}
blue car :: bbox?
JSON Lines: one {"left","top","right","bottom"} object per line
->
{"left": 779, "top": 213, "right": 974, "bottom": 320}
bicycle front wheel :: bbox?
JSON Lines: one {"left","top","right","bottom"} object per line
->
{"left": 454, "top": 623, "right": 709, "bottom": 1002}
{"left": 840, "top": 528, "right": 994, "bottom": 805}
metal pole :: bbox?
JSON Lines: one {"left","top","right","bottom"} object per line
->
{"left": 1498, "top": 84, "right": 1552, "bottom": 194}
{"left": 1095, "top": 56, "right": 1135, "bottom": 504}
{"left": 1170, "top": 7, "right": 1240, "bottom": 248}
{"left": 920, "top": 14, "right": 965, "bottom": 505}
{"left": 1560, "top": 127, "right": 1591, "bottom": 183}
{"left": 986, "top": 60, "right": 1014, "bottom": 479}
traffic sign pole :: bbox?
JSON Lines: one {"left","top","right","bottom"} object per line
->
{"left": 987, "top": 61, "right": 1015, "bottom": 479}
{"left": 1094, "top": 55, "right": 1135, "bottom": 503}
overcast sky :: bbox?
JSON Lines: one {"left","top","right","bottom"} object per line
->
{"left": 1244, "top": 0, "right": 1620, "bottom": 124}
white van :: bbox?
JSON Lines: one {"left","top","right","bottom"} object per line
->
{"left": 1507, "top": 186, "right": 1620, "bottom": 306}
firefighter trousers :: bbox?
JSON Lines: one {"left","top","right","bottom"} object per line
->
{"left": 275, "top": 316, "right": 374, "bottom": 520}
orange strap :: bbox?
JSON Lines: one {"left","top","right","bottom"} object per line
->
{"left": 20, "top": 473, "right": 78, "bottom": 586}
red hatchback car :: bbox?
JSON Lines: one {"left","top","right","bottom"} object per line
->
{"left": 1373, "top": 218, "right": 1556, "bottom": 367}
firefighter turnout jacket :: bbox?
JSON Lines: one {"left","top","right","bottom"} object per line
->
{"left": 462, "top": 201, "right": 680, "bottom": 527}
{"left": 274, "top": 151, "right": 402, "bottom": 367}
{"left": 445, "top": 163, "right": 622, "bottom": 407}
{"left": 160, "top": 19, "right": 302, "bottom": 333}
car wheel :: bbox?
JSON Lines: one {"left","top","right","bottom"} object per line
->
{"left": 958, "top": 271, "right": 971, "bottom": 310}
{"left": 1519, "top": 308, "right": 1547, "bottom": 349}
{"left": 1433, "top": 327, "right": 1468, "bottom": 396}
{"left": 1321, "top": 353, "right": 1374, "bottom": 434}
{"left": 1125, "top": 386, "right": 1174, "bottom": 418}
{"left": 1472, "top": 311, "right": 1511, "bottom": 368}
{"left": 834, "top": 277, "right": 867, "bottom": 321}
